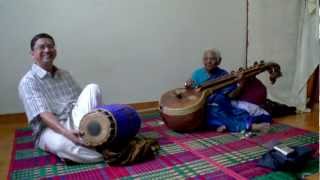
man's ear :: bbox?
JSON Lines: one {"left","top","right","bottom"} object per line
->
{"left": 30, "top": 50, "right": 36, "bottom": 59}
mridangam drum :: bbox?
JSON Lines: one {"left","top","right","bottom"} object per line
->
{"left": 79, "top": 104, "right": 141, "bottom": 147}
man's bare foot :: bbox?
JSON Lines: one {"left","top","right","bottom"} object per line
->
{"left": 216, "top": 125, "right": 226, "bottom": 132}
{"left": 252, "top": 122, "right": 270, "bottom": 133}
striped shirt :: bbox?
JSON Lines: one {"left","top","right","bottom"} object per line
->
{"left": 18, "top": 64, "right": 81, "bottom": 141}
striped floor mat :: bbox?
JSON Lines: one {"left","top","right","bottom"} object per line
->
{"left": 8, "top": 112, "right": 319, "bottom": 179}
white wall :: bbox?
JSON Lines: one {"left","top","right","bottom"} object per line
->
{"left": 0, "top": 0, "right": 246, "bottom": 114}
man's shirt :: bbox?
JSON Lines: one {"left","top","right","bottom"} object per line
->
{"left": 18, "top": 64, "right": 81, "bottom": 141}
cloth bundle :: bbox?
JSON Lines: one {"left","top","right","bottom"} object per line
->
{"left": 101, "top": 137, "right": 160, "bottom": 165}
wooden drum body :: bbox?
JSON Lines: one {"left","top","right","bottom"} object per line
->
{"left": 80, "top": 104, "right": 141, "bottom": 147}
{"left": 160, "top": 88, "right": 209, "bottom": 132}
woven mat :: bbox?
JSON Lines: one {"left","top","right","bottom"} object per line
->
{"left": 8, "top": 112, "right": 319, "bottom": 179}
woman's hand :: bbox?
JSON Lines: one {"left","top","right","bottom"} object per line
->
{"left": 184, "top": 79, "right": 195, "bottom": 89}
{"left": 235, "top": 71, "right": 246, "bottom": 87}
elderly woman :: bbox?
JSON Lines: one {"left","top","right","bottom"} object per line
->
{"left": 185, "top": 49, "right": 271, "bottom": 133}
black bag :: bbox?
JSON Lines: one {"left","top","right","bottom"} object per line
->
{"left": 258, "top": 146, "right": 313, "bottom": 171}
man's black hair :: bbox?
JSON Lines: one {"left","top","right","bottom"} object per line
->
{"left": 30, "top": 33, "right": 55, "bottom": 51}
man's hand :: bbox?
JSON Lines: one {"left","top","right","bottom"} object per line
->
{"left": 40, "top": 112, "right": 84, "bottom": 145}
{"left": 62, "top": 129, "right": 84, "bottom": 145}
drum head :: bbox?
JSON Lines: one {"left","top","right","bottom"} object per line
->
{"left": 80, "top": 110, "right": 111, "bottom": 147}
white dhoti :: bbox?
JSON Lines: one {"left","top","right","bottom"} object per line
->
{"left": 37, "top": 84, "right": 104, "bottom": 163}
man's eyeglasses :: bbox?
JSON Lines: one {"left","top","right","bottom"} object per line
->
{"left": 34, "top": 44, "right": 55, "bottom": 51}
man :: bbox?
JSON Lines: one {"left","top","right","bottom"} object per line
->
{"left": 185, "top": 48, "right": 271, "bottom": 133}
{"left": 18, "top": 33, "right": 103, "bottom": 163}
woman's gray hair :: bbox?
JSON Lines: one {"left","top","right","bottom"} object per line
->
{"left": 203, "top": 48, "right": 221, "bottom": 59}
